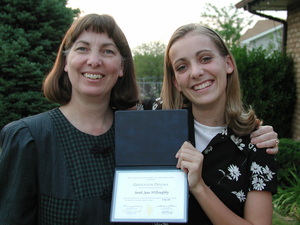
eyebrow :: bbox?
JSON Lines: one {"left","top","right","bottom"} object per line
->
{"left": 173, "top": 49, "right": 213, "bottom": 65}
{"left": 74, "top": 40, "right": 117, "bottom": 48}
{"left": 74, "top": 40, "right": 89, "bottom": 46}
{"left": 102, "top": 43, "right": 117, "bottom": 48}
{"left": 195, "top": 49, "right": 214, "bottom": 56}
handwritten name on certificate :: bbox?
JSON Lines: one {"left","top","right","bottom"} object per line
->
{"left": 111, "top": 169, "right": 188, "bottom": 222}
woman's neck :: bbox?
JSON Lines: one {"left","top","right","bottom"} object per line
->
{"left": 192, "top": 103, "right": 226, "bottom": 127}
{"left": 60, "top": 98, "right": 113, "bottom": 136}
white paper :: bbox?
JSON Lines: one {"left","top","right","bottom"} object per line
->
{"left": 110, "top": 169, "right": 188, "bottom": 223}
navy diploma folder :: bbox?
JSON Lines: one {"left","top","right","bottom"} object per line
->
{"left": 114, "top": 109, "right": 189, "bottom": 166}
{"left": 111, "top": 110, "right": 189, "bottom": 223}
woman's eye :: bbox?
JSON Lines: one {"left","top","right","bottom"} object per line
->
{"left": 201, "top": 56, "right": 212, "bottom": 63}
{"left": 103, "top": 49, "right": 115, "bottom": 55}
{"left": 176, "top": 65, "right": 186, "bottom": 72}
{"left": 76, "top": 47, "right": 88, "bottom": 52}
{"left": 177, "top": 65, "right": 186, "bottom": 71}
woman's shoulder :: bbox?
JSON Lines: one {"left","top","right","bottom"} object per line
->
{"left": 142, "top": 98, "right": 163, "bottom": 110}
{"left": 1, "top": 109, "right": 55, "bottom": 139}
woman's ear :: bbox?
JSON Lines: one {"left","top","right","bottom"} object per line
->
{"left": 64, "top": 60, "right": 68, "bottom": 72}
{"left": 172, "top": 76, "right": 182, "bottom": 92}
{"left": 226, "top": 55, "right": 234, "bottom": 74}
{"left": 64, "top": 55, "right": 69, "bottom": 72}
{"left": 118, "top": 69, "right": 124, "bottom": 77}
{"left": 118, "top": 61, "right": 124, "bottom": 77}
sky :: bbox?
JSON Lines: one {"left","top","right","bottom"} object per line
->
{"left": 67, "top": 0, "right": 286, "bottom": 49}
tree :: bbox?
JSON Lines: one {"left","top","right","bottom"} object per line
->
{"left": 0, "top": 0, "right": 79, "bottom": 128}
{"left": 132, "top": 41, "right": 165, "bottom": 79}
{"left": 200, "top": 3, "right": 253, "bottom": 48}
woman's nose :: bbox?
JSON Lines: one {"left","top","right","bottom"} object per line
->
{"left": 190, "top": 63, "right": 204, "bottom": 79}
{"left": 87, "top": 52, "right": 102, "bottom": 67}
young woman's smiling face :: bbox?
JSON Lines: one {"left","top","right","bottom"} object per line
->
{"left": 64, "top": 30, "right": 124, "bottom": 100}
{"left": 169, "top": 32, "right": 233, "bottom": 110}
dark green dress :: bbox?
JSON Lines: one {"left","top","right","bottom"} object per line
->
{"left": 0, "top": 108, "right": 116, "bottom": 224}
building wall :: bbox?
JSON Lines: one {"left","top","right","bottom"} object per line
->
{"left": 287, "top": 4, "right": 300, "bottom": 140}
{"left": 241, "top": 25, "right": 283, "bottom": 51}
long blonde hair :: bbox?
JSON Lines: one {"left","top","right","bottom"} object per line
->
{"left": 161, "top": 23, "right": 257, "bottom": 136}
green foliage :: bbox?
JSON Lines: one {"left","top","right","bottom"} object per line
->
{"left": 273, "top": 210, "right": 299, "bottom": 225}
{"left": 275, "top": 138, "right": 300, "bottom": 186}
{"left": 0, "top": 0, "right": 79, "bottom": 128}
{"left": 132, "top": 41, "right": 165, "bottom": 79}
{"left": 273, "top": 168, "right": 300, "bottom": 221}
{"left": 200, "top": 3, "right": 253, "bottom": 48}
{"left": 272, "top": 138, "right": 300, "bottom": 222}
{"left": 132, "top": 41, "right": 165, "bottom": 99}
{"left": 232, "top": 46, "right": 296, "bottom": 138}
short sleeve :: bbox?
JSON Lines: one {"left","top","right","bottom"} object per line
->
{"left": 0, "top": 120, "right": 38, "bottom": 224}
{"left": 248, "top": 146, "right": 278, "bottom": 195}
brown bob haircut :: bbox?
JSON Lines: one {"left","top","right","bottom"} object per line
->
{"left": 43, "top": 14, "right": 140, "bottom": 109}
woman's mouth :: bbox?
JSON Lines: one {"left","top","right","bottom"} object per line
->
{"left": 83, "top": 73, "right": 104, "bottom": 80}
{"left": 193, "top": 80, "right": 213, "bottom": 91}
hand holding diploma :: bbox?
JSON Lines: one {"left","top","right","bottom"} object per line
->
{"left": 176, "top": 141, "right": 204, "bottom": 190}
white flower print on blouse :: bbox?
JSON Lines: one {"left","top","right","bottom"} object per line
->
{"left": 230, "top": 134, "right": 245, "bottom": 151}
{"left": 232, "top": 190, "right": 246, "bottom": 202}
{"left": 252, "top": 176, "right": 266, "bottom": 190}
{"left": 248, "top": 142, "right": 257, "bottom": 152}
{"left": 203, "top": 146, "right": 213, "bottom": 154}
{"left": 228, "top": 164, "right": 241, "bottom": 181}
{"left": 221, "top": 128, "right": 228, "bottom": 136}
{"left": 263, "top": 165, "right": 275, "bottom": 181}
{"left": 250, "top": 161, "right": 275, "bottom": 191}
{"left": 218, "top": 164, "right": 241, "bottom": 184}
{"left": 250, "top": 162, "right": 263, "bottom": 174}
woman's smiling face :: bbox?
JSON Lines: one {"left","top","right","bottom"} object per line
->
{"left": 64, "top": 30, "right": 124, "bottom": 100}
{"left": 169, "top": 32, "right": 233, "bottom": 110}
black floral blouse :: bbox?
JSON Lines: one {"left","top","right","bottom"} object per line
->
{"left": 144, "top": 99, "right": 277, "bottom": 225}
{"left": 175, "top": 124, "right": 278, "bottom": 225}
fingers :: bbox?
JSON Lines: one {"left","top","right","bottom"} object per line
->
{"left": 265, "top": 139, "right": 279, "bottom": 154}
{"left": 175, "top": 142, "right": 192, "bottom": 170}
{"left": 254, "top": 118, "right": 263, "bottom": 129}
{"left": 175, "top": 141, "right": 194, "bottom": 159}
{"left": 250, "top": 126, "right": 279, "bottom": 155}
{"left": 251, "top": 125, "right": 277, "bottom": 139}
{"left": 251, "top": 125, "right": 278, "bottom": 145}
{"left": 256, "top": 139, "right": 279, "bottom": 155}
{"left": 175, "top": 141, "right": 202, "bottom": 172}
{"left": 176, "top": 142, "right": 204, "bottom": 189}
{"left": 254, "top": 138, "right": 279, "bottom": 148}
{"left": 266, "top": 146, "right": 279, "bottom": 154}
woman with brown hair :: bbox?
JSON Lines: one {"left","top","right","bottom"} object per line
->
{"left": 0, "top": 14, "right": 139, "bottom": 224}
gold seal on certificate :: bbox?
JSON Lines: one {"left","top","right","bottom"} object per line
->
{"left": 111, "top": 110, "right": 189, "bottom": 223}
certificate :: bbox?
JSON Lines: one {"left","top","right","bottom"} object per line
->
{"left": 110, "top": 169, "right": 188, "bottom": 223}
{"left": 112, "top": 110, "right": 189, "bottom": 223}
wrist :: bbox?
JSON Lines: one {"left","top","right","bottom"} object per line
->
{"left": 190, "top": 179, "right": 207, "bottom": 196}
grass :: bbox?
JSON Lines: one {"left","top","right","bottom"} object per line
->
{"left": 273, "top": 210, "right": 299, "bottom": 225}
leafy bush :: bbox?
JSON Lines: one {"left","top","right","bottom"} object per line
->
{"left": 275, "top": 138, "right": 300, "bottom": 185}
{"left": 273, "top": 138, "right": 300, "bottom": 221}
{"left": 232, "top": 46, "right": 296, "bottom": 138}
